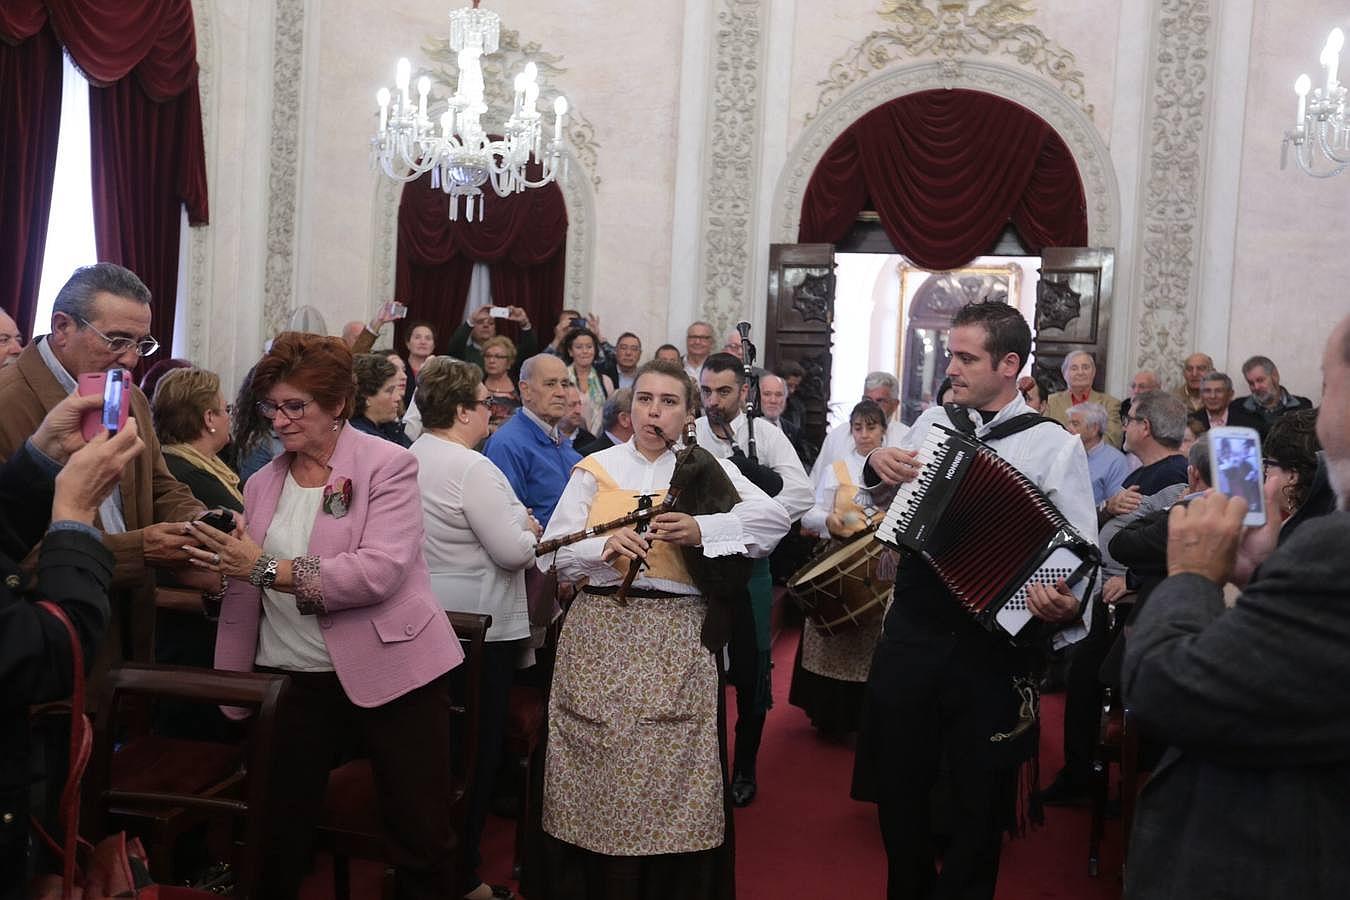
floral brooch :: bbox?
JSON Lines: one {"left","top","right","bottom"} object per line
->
{"left": 322, "top": 476, "right": 353, "bottom": 518}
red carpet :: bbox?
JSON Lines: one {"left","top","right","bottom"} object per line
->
{"left": 303, "top": 623, "right": 1125, "bottom": 899}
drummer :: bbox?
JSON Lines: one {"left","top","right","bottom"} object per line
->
{"left": 537, "top": 358, "right": 790, "bottom": 897}
{"left": 789, "top": 399, "right": 889, "bottom": 736}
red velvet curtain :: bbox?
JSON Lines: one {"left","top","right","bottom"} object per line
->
{"left": 0, "top": 23, "right": 63, "bottom": 333}
{"left": 799, "top": 90, "right": 1087, "bottom": 270}
{"left": 394, "top": 162, "right": 567, "bottom": 354}
{"left": 0, "top": 0, "right": 208, "bottom": 343}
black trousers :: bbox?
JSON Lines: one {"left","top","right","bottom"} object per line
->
{"left": 454, "top": 638, "right": 522, "bottom": 893}
{"left": 726, "top": 592, "right": 766, "bottom": 779}
{"left": 853, "top": 602, "right": 1029, "bottom": 900}
{"left": 1061, "top": 596, "right": 1115, "bottom": 785}
{"left": 257, "top": 669, "right": 454, "bottom": 900}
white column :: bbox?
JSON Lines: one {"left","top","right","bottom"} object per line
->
{"left": 1194, "top": 0, "right": 1256, "bottom": 362}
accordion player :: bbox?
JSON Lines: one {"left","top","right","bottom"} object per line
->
{"left": 873, "top": 422, "right": 1101, "bottom": 643}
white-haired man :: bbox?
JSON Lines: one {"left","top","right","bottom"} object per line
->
{"left": 809, "top": 371, "right": 901, "bottom": 486}
{"left": 1067, "top": 401, "right": 1129, "bottom": 507}
{"left": 1045, "top": 350, "right": 1123, "bottom": 449}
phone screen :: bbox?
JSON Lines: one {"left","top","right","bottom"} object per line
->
{"left": 102, "top": 370, "right": 125, "bottom": 435}
{"left": 1211, "top": 428, "right": 1266, "bottom": 525}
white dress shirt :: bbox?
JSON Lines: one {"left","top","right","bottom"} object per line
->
{"left": 539, "top": 438, "right": 790, "bottom": 594}
{"left": 411, "top": 433, "right": 535, "bottom": 642}
{"left": 694, "top": 413, "right": 814, "bottom": 522}
{"left": 802, "top": 449, "right": 871, "bottom": 536}
{"left": 874, "top": 394, "right": 1099, "bottom": 646}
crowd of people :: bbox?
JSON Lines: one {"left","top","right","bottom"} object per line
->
{"left": 2, "top": 260, "right": 1347, "bottom": 900}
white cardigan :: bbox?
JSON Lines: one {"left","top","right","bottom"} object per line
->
{"left": 411, "top": 433, "right": 536, "bottom": 642}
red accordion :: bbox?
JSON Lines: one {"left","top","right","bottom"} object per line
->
{"left": 876, "top": 424, "right": 1099, "bottom": 641}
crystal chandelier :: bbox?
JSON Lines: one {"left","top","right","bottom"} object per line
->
{"left": 371, "top": 1, "right": 568, "bottom": 220}
{"left": 1282, "top": 27, "right": 1348, "bottom": 178}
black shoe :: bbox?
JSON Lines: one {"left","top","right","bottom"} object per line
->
{"left": 730, "top": 774, "right": 757, "bottom": 807}
{"left": 1037, "top": 773, "right": 1091, "bottom": 807}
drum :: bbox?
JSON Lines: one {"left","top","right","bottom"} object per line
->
{"left": 787, "top": 527, "right": 898, "bottom": 636}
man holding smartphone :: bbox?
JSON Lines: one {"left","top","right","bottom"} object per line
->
{"left": 1030, "top": 314, "right": 1350, "bottom": 899}
{"left": 447, "top": 304, "right": 537, "bottom": 371}
{"left": 0, "top": 263, "right": 206, "bottom": 670}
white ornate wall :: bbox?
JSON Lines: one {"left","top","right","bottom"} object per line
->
{"left": 184, "top": 0, "right": 1350, "bottom": 400}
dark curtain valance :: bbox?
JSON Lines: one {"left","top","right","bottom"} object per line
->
{"left": 394, "top": 164, "right": 567, "bottom": 354}
{"left": 798, "top": 89, "right": 1087, "bottom": 270}
{"left": 0, "top": 0, "right": 208, "bottom": 351}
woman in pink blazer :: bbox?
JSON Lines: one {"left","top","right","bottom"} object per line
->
{"left": 183, "top": 332, "right": 463, "bottom": 900}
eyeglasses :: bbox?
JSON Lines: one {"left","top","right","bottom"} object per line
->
{"left": 687, "top": 334, "right": 713, "bottom": 342}
{"left": 466, "top": 397, "right": 504, "bottom": 410}
{"left": 0, "top": 332, "right": 24, "bottom": 348}
{"left": 76, "top": 316, "right": 159, "bottom": 357}
{"left": 616, "top": 343, "right": 641, "bottom": 353}
{"left": 1261, "top": 458, "right": 1284, "bottom": 476}
{"left": 256, "top": 399, "right": 312, "bottom": 420}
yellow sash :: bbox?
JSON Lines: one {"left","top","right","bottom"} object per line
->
{"left": 575, "top": 456, "right": 694, "bottom": 585}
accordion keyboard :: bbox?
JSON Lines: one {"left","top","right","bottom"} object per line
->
{"left": 876, "top": 426, "right": 973, "bottom": 550}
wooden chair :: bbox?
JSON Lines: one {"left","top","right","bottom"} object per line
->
{"left": 84, "top": 664, "right": 290, "bottom": 898}
{"left": 316, "top": 610, "right": 491, "bottom": 900}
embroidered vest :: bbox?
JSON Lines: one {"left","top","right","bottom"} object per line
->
{"left": 575, "top": 456, "right": 694, "bottom": 586}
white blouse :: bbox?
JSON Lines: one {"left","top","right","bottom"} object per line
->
{"left": 539, "top": 438, "right": 791, "bottom": 595}
{"left": 255, "top": 473, "right": 331, "bottom": 671}
{"left": 801, "top": 448, "right": 870, "bottom": 536}
{"left": 411, "top": 433, "right": 535, "bottom": 642}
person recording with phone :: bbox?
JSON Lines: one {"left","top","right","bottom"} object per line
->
{"left": 448, "top": 304, "right": 537, "bottom": 371}
{"left": 0, "top": 264, "right": 207, "bottom": 674}
{"left": 0, "top": 392, "right": 147, "bottom": 896}
{"left": 1026, "top": 314, "right": 1350, "bottom": 900}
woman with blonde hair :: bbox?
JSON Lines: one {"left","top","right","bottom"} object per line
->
{"left": 480, "top": 334, "right": 521, "bottom": 432}
{"left": 152, "top": 367, "right": 242, "bottom": 513}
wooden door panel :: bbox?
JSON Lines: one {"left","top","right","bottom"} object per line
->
{"left": 764, "top": 243, "right": 836, "bottom": 449}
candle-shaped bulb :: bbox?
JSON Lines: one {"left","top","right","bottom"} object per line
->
{"left": 441, "top": 110, "right": 454, "bottom": 138}
{"left": 417, "top": 75, "right": 430, "bottom": 120}
{"left": 515, "top": 72, "right": 528, "bottom": 93}
{"left": 553, "top": 95, "right": 568, "bottom": 142}
{"left": 1326, "top": 27, "right": 1345, "bottom": 56}
{"left": 395, "top": 58, "right": 411, "bottom": 92}
{"left": 524, "top": 61, "right": 538, "bottom": 82}
{"left": 377, "top": 87, "right": 391, "bottom": 133}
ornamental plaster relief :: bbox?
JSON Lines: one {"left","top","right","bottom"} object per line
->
{"left": 697, "top": 0, "right": 769, "bottom": 337}
{"left": 1130, "top": 0, "right": 1217, "bottom": 379}
{"left": 262, "top": 0, "right": 305, "bottom": 341}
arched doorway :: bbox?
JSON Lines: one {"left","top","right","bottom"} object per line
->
{"left": 766, "top": 74, "right": 1118, "bottom": 446}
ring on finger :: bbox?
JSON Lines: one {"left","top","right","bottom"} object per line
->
{"left": 212, "top": 553, "right": 221, "bottom": 565}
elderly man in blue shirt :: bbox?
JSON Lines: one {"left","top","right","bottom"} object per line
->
{"left": 1067, "top": 400, "right": 1129, "bottom": 508}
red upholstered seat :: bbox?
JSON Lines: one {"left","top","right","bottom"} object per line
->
{"left": 504, "top": 685, "right": 546, "bottom": 753}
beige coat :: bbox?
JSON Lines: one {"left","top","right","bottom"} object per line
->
{"left": 1045, "top": 388, "right": 1123, "bottom": 449}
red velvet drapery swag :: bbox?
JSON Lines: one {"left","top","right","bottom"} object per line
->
{"left": 0, "top": 0, "right": 209, "bottom": 342}
{"left": 798, "top": 90, "right": 1086, "bottom": 271}
{"left": 394, "top": 166, "right": 567, "bottom": 355}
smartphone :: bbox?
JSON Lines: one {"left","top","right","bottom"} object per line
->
{"left": 1208, "top": 426, "right": 1267, "bottom": 527}
{"left": 381, "top": 300, "right": 408, "bottom": 319}
{"left": 570, "top": 316, "right": 586, "bottom": 329}
{"left": 78, "top": 369, "right": 130, "bottom": 441}
{"left": 489, "top": 306, "right": 510, "bottom": 318}
{"left": 198, "top": 508, "right": 236, "bottom": 534}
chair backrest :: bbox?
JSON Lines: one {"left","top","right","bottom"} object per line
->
{"left": 85, "top": 665, "right": 289, "bottom": 898}
{"left": 445, "top": 611, "right": 491, "bottom": 792}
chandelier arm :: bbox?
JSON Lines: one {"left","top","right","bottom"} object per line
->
{"left": 1293, "top": 137, "right": 1348, "bottom": 178}
{"left": 1316, "top": 124, "right": 1350, "bottom": 163}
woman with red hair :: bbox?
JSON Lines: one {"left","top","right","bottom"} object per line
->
{"left": 180, "top": 332, "right": 463, "bottom": 900}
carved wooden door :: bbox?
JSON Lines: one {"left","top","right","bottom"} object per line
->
{"left": 764, "top": 243, "right": 836, "bottom": 451}
{"left": 1032, "top": 248, "right": 1116, "bottom": 392}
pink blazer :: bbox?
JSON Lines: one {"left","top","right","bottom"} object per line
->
{"left": 215, "top": 424, "right": 463, "bottom": 708}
